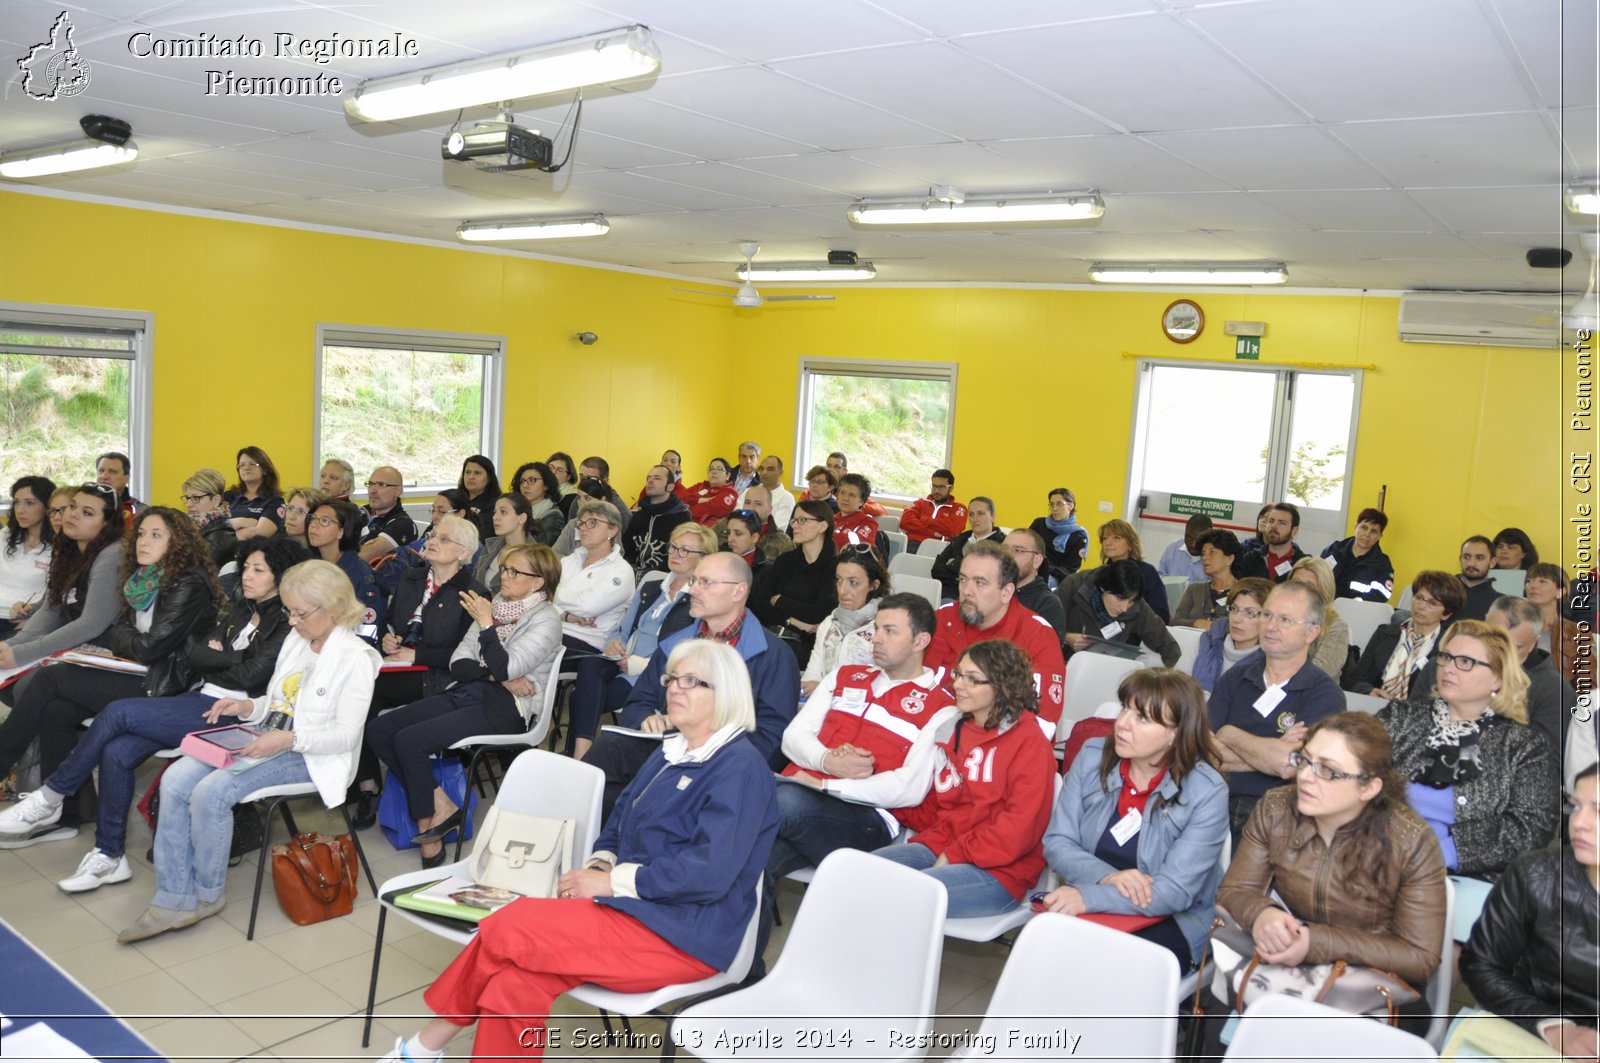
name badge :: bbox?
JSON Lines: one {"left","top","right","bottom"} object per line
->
{"left": 833, "top": 686, "right": 869, "bottom": 712}
{"left": 1109, "top": 807, "right": 1142, "bottom": 846}
{"left": 1253, "top": 684, "right": 1287, "bottom": 717}
{"left": 1099, "top": 621, "right": 1125, "bottom": 639}
{"left": 676, "top": 775, "right": 692, "bottom": 790}
{"left": 1273, "top": 559, "right": 1293, "bottom": 577}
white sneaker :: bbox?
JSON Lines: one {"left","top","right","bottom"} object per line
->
{"left": 0, "top": 824, "right": 76, "bottom": 849}
{"left": 0, "top": 791, "right": 61, "bottom": 836}
{"left": 58, "top": 849, "right": 132, "bottom": 893}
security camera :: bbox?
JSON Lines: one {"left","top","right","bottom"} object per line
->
{"left": 574, "top": 331, "right": 598, "bottom": 345}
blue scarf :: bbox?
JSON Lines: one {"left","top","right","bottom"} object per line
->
{"left": 1042, "top": 514, "right": 1083, "bottom": 554}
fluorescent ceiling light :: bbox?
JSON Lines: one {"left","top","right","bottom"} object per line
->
{"left": 0, "top": 139, "right": 137, "bottom": 179}
{"left": 1090, "top": 262, "right": 1289, "bottom": 285}
{"left": 457, "top": 214, "right": 610, "bottom": 241}
{"left": 737, "top": 262, "right": 877, "bottom": 282}
{"left": 848, "top": 193, "right": 1103, "bottom": 226}
{"left": 345, "top": 25, "right": 659, "bottom": 122}
{"left": 1567, "top": 183, "right": 1600, "bottom": 215}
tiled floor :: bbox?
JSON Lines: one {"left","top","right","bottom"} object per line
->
{"left": 3, "top": 769, "right": 1010, "bottom": 1062}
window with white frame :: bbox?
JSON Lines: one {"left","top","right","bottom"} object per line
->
{"left": 794, "top": 359, "right": 958, "bottom": 501}
{"left": 316, "top": 326, "right": 505, "bottom": 495}
{"left": 0, "top": 304, "right": 150, "bottom": 497}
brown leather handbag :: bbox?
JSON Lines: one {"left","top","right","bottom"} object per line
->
{"left": 271, "top": 832, "right": 359, "bottom": 925}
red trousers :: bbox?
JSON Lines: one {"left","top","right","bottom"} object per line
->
{"left": 424, "top": 898, "right": 716, "bottom": 1060}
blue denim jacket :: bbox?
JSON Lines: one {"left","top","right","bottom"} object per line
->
{"left": 1043, "top": 738, "right": 1229, "bottom": 963}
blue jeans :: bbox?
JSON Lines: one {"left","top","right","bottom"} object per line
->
{"left": 152, "top": 751, "right": 312, "bottom": 911}
{"left": 45, "top": 693, "right": 217, "bottom": 858}
{"left": 870, "top": 842, "right": 1018, "bottom": 917}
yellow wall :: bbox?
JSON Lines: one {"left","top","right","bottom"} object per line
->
{"left": 730, "top": 288, "right": 1563, "bottom": 583}
{"left": 0, "top": 191, "right": 731, "bottom": 505}
{"left": 0, "top": 190, "right": 1562, "bottom": 584}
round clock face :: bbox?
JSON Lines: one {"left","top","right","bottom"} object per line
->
{"left": 1162, "top": 299, "right": 1204, "bottom": 343}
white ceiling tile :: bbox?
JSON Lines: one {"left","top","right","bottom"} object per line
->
{"left": 135, "top": 154, "right": 390, "bottom": 198}
{"left": 581, "top": 0, "right": 921, "bottom": 60}
{"left": 1323, "top": 231, "right": 1482, "bottom": 258}
{"left": 1330, "top": 113, "right": 1562, "bottom": 188}
{"left": 863, "top": 0, "right": 1158, "bottom": 38}
{"left": 1562, "top": 108, "right": 1597, "bottom": 175}
{"left": 1460, "top": 231, "right": 1589, "bottom": 263}
{"left": 734, "top": 153, "right": 930, "bottom": 197}
{"left": 67, "top": 59, "right": 341, "bottom": 135}
{"left": 1253, "top": 189, "right": 1454, "bottom": 231}
{"left": 1096, "top": 192, "right": 1304, "bottom": 232}
{"left": 1407, "top": 186, "right": 1568, "bottom": 234}
{"left": 839, "top": 142, "right": 1062, "bottom": 191}
{"left": 1189, "top": 0, "right": 1539, "bottom": 123}
{"left": 986, "top": 135, "right": 1232, "bottom": 193}
{"left": 1487, "top": 0, "right": 1596, "bottom": 110}
{"left": 1197, "top": 230, "right": 1367, "bottom": 262}
{"left": 575, "top": 168, "right": 764, "bottom": 210}
{"left": 1308, "top": 259, "right": 1526, "bottom": 290}
{"left": 957, "top": 15, "right": 1305, "bottom": 133}
{"left": 776, "top": 41, "right": 1117, "bottom": 141}
{"left": 573, "top": 93, "right": 812, "bottom": 161}
{"left": 629, "top": 161, "right": 840, "bottom": 205}
{"left": 1142, "top": 126, "right": 1388, "bottom": 191}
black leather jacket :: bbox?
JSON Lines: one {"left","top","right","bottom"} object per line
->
{"left": 386, "top": 566, "right": 485, "bottom": 696}
{"left": 199, "top": 518, "right": 238, "bottom": 572}
{"left": 1463, "top": 847, "right": 1599, "bottom": 1033}
{"left": 106, "top": 569, "right": 221, "bottom": 696}
{"left": 182, "top": 595, "right": 291, "bottom": 697}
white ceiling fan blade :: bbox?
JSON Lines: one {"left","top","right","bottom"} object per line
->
{"left": 670, "top": 286, "right": 734, "bottom": 299}
{"left": 762, "top": 294, "right": 836, "bottom": 302}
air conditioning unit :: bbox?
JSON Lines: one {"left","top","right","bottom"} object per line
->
{"left": 1397, "top": 291, "right": 1565, "bottom": 348}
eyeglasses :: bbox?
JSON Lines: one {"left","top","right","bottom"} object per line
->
{"left": 181, "top": 493, "right": 213, "bottom": 504}
{"left": 668, "top": 543, "right": 707, "bottom": 557}
{"left": 1412, "top": 594, "right": 1442, "bottom": 609}
{"left": 307, "top": 515, "right": 339, "bottom": 528}
{"left": 1009, "top": 546, "right": 1041, "bottom": 557}
{"left": 791, "top": 516, "right": 824, "bottom": 526}
{"left": 950, "top": 670, "right": 991, "bottom": 686}
{"left": 686, "top": 576, "right": 741, "bottom": 589}
{"left": 577, "top": 518, "right": 611, "bottom": 531}
{"left": 498, "top": 565, "right": 537, "bottom": 579}
{"left": 1438, "top": 650, "right": 1493, "bottom": 673}
{"left": 286, "top": 605, "right": 322, "bottom": 624}
{"left": 365, "top": 480, "right": 398, "bottom": 489}
{"left": 236, "top": 461, "right": 260, "bottom": 470}
{"left": 840, "top": 542, "right": 877, "bottom": 556}
{"left": 48, "top": 505, "right": 69, "bottom": 517}
{"left": 1227, "top": 605, "right": 1264, "bottom": 619}
{"left": 1263, "top": 612, "right": 1315, "bottom": 628}
{"left": 82, "top": 483, "right": 116, "bottom": 497}
{"left": 1288, "top": 751, "right": 1370, "bottom": 783}
{"left": 661, "top": 672, "right": 715, "bottom": 691}
{"left": 284, "top": 504, "right": 309, "bottom": 518}
{"left": 433, "top": 534, "right": 463, "bottom": 548}
{"left": 729, "top": 509, "right": 757, "bottom": 520}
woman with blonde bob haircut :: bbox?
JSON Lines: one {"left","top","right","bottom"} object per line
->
{"left": 1376, "top": 619, "right": 1559, "bottom": 942}
{"left": 1288, "top": 556, "right": 1350, "bottom": 681}
{"left": 1041, "top": 669, "right": 1229, "bottom": 968}
{"left": 382, "top": 636, "right": 776, "bottom": 1063}
{"left": 117, "top": 559, "right": 381, "bottom": 943}
{"left": 181, "top": 468, "right": 237, "bottom": 570}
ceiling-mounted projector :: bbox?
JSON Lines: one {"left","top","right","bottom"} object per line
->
{"left": 441, "top": 122, "right": 553, "bottom": 172}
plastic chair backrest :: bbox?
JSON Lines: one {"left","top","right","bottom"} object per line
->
{"left": 490, "top": 748, "right": 606, "bottom": 864}
{"left": 893, "top": 573, "right": 943, "bottom": 612}
{"left": 888, "top": 552, "right": 935, "bottom": 580}
{"left": 1425, "top": 876, "right": 1455, "bottom": 1047}
{"left": 1167, "top": 625, "right": 1203, "bottom": 675}
{"left": 1344, "top": 690, "right": 1388, "bottom": 715}
{"left": 974, "top": 913, "right": 1179, "bottom": 1062}
{"left": 524, "top": 647, "right": 568, "bottom": 746}
{"left": 877, "top": 511, "right": 901, "bottom": 535}
{"left": 1488, "top": 568, "right": 1526, "bottom": 596}
{"left": 1163, "top": 575, "right": 1189, "bottom": 612}
{"left": 1225, "top": 993, "right": 1438, "bottom": 1060}
{"left": 1339, "top": 599, "right": 1395, "bottom": 654}
{"left": 881, "top": 530, "right": 908, "bottom": 562}
{"left": 1057, "top": 653, "right": 1142, "bottom": 736}
{"left": 916, "top": 536, "right": 948, "bottom": 557}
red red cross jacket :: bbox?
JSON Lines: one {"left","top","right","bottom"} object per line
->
{"left": 832, "top": 510, "right": 881, "bottom": 551}
{"left": 899, "top": 497, "right": 967, "bottom": 544}
{"left": 924, "top": 598, "right": 1067, "bottom": 736}
{"left": 677, "top": 480, "right": 741, "bottom": 527}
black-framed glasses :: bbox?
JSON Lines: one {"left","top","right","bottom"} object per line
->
{"left": 48, "top": 505, "right": 69, "bottom": 517}
{"left": 686, "top": 576, "right": 741, "bottom": 589}
{"left": 365, "top": 480, "right": 398, "bottom": 489}
{"left": 1437, "top": 650, "right": 1493, "bottom": 673}
{"left": 307, "top": 514, "right": 339, "bottom": 528}
{"left": 791, "top": 515, "right": 824, "bottom": 526}
{"left": 577, "top": 518, "right": 610, "bottom": 531}
{"left": 668, "top": 543, "right": 707, "bottom": 557}
{"left": 180, "top": 493, "right": 213, "bottom": 504}
{"left": 498, "top": 565, "right": 537, "bottom": 579}
{"left": 950, "top": 670, "right": 992, "bottom": 687}
{"left": 1288, "top": 751, "right": 1370, "bottom": 783}
{"left": 661, "top": 673, "right": 714, "bottom": 691}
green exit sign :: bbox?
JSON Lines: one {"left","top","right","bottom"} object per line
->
{"left": 1235, "top": 336, "right": 1261, "bottom": 360}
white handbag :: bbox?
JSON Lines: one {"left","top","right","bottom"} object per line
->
{"left": 467, "top": 805, "right": 575, "bottom": 899}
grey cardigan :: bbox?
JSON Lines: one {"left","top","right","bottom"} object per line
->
{"left": 449, "top": 594, "right": 562, "bottom": 723}
{"left": 9, "top": 547, "right": 122, "bottom": 665}
{"left": 1376, "top": 697, "right": 1560, "bottom": 880}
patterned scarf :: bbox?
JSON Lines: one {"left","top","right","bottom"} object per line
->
{"left": 478, "top": 591, "right": 540, "bottom": 665}
{"left": 1417, "top": 698, "right": 1489, "bottom": 787}
{"left": 190, "top": 509, "right": 224, "bottom": 530}
{"left": 123, "top": 564, "right": 162, "bottom": 612}
{"left": 1379, "top": 622, "right": 1439, "bottom": 699}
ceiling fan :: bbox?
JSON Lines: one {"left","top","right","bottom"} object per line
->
{"left": 672, "top": 242, "right": 836, "bottom": 308}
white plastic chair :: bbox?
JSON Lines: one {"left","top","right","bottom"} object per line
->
{"left": 1225, "top": 993, "right": 1438, "bottom": 1061}
{"left": 887, "top": 552, "right": 935, "bottom": 580}
{"left": 242, "top": 780, "right": 376, "bottom": 940}
{"left": 446, "top": 647, "right": 566, "bottom": 856}
{"left": 360, "top": 750, "right": 606, "bottom": 1047}
{"left": 915, "top": 536, "right": 947, "bottom": 557}
{"left": 673, "top": 849, "right": 947, "bottom": 1060}
{"left": 1396, "top": 584, "right": 1414, "bottom": 612}
{"left": 1425, "top": 877, "right": 1456, "bottom": 1048}
{"left": 877, "top": 511, "right": 900, "bottom": 536}
{"left": 892, "top": 573, "right": 943, "bottom": 612}
{"left": 1163, "top": 575, "right": 1189, "bottom": 612}
{"left": 1057, "top": 652, "right": 1142, "bottom": 736}
{"left": 955, "top": 912, "right": 1180, "bottom": 1062}
{"left": 943, "top": 776, "right": 1063, "bottom": 943}
{"left": 565, "top": 879, "right": 764, "bottom": 1043}
{"left": 1167, "top": 625, "right": 1203, "bottom": 675}
{"left": 1339, "top": 599, "right": 1395, "bottom": 654}
{"left": 881, "top": 530, "right": 908, "bottom": 562}
{"left": 1344, "top": 690, "right": 1388, "bottom": 715}
{"left": 1488, "top": 568, "right": 1526, "bottom": 596}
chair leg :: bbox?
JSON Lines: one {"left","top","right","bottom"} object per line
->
{"left": 279, "top": 801, "right": 300, "bottom": 838}
{"left": 620, "top": 1015, "right": 635, "bottom": 1039}
{"left": 339, "top": 804, "right": 378, "bottom": 895}
{"left": 598, "top": 1010, "right": 615, "bottom": 1039}
{"left": 248, "top": 796, "right": 285, "bottom": 941}
{"left": 455, "top": 749, "right": 486, "bottom": 863}
{"left": 362, "top": 905, "right": 388, "bottom": 1048}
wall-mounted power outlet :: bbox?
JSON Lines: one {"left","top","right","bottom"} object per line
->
{"left": 1098, "top": 501, "right": 1113, "bottom": 513}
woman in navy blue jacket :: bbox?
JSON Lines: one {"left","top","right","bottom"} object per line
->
{"left": 1039, "top": 668, "right": 1228, "bottom": 968}
{"left": 305, "top": 499, "right": 386, "bottom": 644}
{"left": 382, "top": 638, "right": 779, "bottom": 1063}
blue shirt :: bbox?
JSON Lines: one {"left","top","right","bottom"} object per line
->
{"left": 1207, "top": 650, "right": 1345, "bottom": 799}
